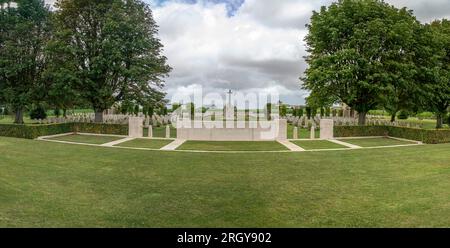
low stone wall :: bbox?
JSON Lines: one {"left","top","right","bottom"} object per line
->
{"left": 176, "top": 119, "right": 287, "bottom": 141}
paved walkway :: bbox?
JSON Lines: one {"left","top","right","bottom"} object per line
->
{"left": 160, "top": 139, "right": 187, "bottom": 151}
{"left": 277, "top": 140, "right": 305, "bottom": 151}
{"left": 328, "top": 139, "right": 362, "bottom": 149}
{"left": 100, "top": 137, "right": 135, "bottom": 147}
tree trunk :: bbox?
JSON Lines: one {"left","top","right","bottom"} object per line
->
{"left": 14, "top": 108, "right": 24, "bottom": 124}
{"left": 436, "top": 112, "right": 443, "bottom": 129}
{"left": 63, "top": 109, "right": 67, "bottom": 118}
{"left": 358, "top": 111, "right": 367, "bottom": 126}
{"left": 94, "top": 110, "right": 104, "bottom": 123}
{"left": 390, "top": 113, "right": 397, "bottom": 122}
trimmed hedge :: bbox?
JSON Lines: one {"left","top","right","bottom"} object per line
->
{"left": 73, "top": 123, "right": 128, "bottom": 136}
{"left": 0, "top": 123, "right": 128, "bottom": 139}
{"left": 387, "top": 126, "right": 450, "bottom": 144}
{"left": 334, "top": 126, "right": 388, "bottom": 138}
{"left": 335, "top": 125, "right": 450, "bottom": 144}
{"left": 0, "top": 123, "right": 74, "bottom": 139}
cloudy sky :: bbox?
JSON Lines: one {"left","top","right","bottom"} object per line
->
{"left": 45, "top": 0, "right": 450, "bottom": 105}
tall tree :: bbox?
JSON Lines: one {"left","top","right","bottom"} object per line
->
{"left": 303, "top": 0, "right": 419, "bottom": 125}
{"left": 418, "top": 20, "right": 450, "bottom": 128}
{"left": 0, "top": 0, "right": 51, "bottom": 124}
{"left": 50, "top": 0, "right": 171, "bottom": 122}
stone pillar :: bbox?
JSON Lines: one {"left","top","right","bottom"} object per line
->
{"left": 148, "top": 125, "right": 153, "bottom": 138}
{"left": 310, "top": 126, "right": 315, "bottom": 140}
{"left": 165, "top": 125, "right": 170, "bottom": 139}
{"left": 293, "top": 127, "right": 298, "bottom": 139}
{"left": 320, "top": 119, "right": 334, "bottom": 139}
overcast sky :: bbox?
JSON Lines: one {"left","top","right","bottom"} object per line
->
{"left": 45, "top": 0, "right": 450, "bottom": 105}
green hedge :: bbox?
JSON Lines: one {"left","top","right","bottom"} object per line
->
{"left": 334, "top": 126, "right": 388, "bottom": 138}
{"left": 0, "top": 123, "right": 128, "bottom": 139}
{"left": 0, "top": 123, "right": 74, "bottom": 139}
{"left": 387, "top": 126, "right": 450, "bottom": 144}
{"left": 335, "top": 125, "right": 450, "bottom": 144}
{"left": 73, "top": 123, "right": 128, "bottom": 136}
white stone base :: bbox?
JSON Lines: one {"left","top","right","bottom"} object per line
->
{"left": 176, "top": 119, "right": 287, "bottom": 141}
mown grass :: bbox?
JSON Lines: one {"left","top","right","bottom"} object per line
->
{"left": 291, "top": 140, "right": 348, "bottom": 150}
{"left": 115, "top": 138, "right": 174, "bottom": 149}
{"left": 0, "top": 137, "right": 449, "bottom": 227}
{"left": 339, "top": 137, "right": 416, "bottom": 147}
{"left": 178, "top": 141, "right": 288, "bottom": 151}
{"left": 46, "top": 134, "right": 123, "bottom": 145}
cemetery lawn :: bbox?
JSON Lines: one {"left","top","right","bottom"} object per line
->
{"left": 144, "top": 126, "right": 177, "bottom": 138}
{"left": 339, "top": 137, "right": 417, "bottom": 147}
{"left": 1, "top": 136, "right": 450, "bottom": 227}
{"left": 291, "top": 140, "right": 348, "bottom": 150}
{"left": 115, "top": 138, "right": 174, "bottom": 149}
{"left": 177, "top": 141, "right": 289, "bottom": 151}
{"left": 46, "top": 134, "right": 124, "bottom": 145}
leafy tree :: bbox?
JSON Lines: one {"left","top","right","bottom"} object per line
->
{"left": 50, "top": 0, "right": 171, "bottom": 122}
{"left": 303, "top": 0, "right": 420, "bottom": 125}
{"left": 299, "top": 108, "right": 304, "bottom": 117}
{"left": 280, "top": 104, "right": 287, "bottom": 117}
{"left": 29, "top": 104, "right": 47, "bottom": 120}
{"left": 418, "top": 20, "right": 450, "bottom": 128}
{"left": 0, "top": 0, "right": 51, "bottom": 124}
{"left": 305, "top": 106, "right": 312, "bottom": 119}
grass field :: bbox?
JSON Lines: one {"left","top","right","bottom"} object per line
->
{"left": 339, "top": 137, "right": 416, "bottom": 147}
{"left": 0, "top": 137, "right": 449, "bottom": 227}
{"left": 46, "top": 134, "right": 123, "bottom": 145}
{"left": 291, "top": 140, "right": 348, "bottom": 150}
{"left": 144, "top": 126, "right": 177, "bottom": 138}
{"left": 287, "top": 124, "right": 320, "bottom": 139}
{"left": 115, "top": 138, "right": 174, "bottom": 149}
{"left": 178, "top": 141, "right": 288, "bottom": 151}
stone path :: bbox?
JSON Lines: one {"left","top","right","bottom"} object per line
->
{"left": 277, "top": 140, "right": 305, "bottom": 151}
{"left": 328, "top": 139, "right": 362, "bottom": 149}
{"left": 100, "top": 137, "right": 135, "bottom": 147}
{"left": 160, "top": 139, "right": 187, "bottom": 151}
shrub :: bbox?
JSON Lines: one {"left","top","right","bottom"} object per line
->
{"left": 54, "top": 109, "right": 61, "bottom": 117}
{"left": 299, "top": 108, "right": 304, "bottom": 117}
{"left": 397, "top": 110, "right": 409, "bottom": 120}
{"left": 30, "top": 105, "right": 47, "bottom": 120}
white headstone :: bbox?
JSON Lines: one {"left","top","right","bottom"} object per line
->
{"left": 320, "top": 119, "right": 334, "bottom": 139}
{"left": 310, "top": 126, "right": 315, "bottom": 140}
{"left": 293, "top": 127, "right": 298, "bottom": 139}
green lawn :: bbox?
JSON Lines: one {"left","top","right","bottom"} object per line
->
{"left": 291, "top": 140, "right": 349, "bottom": 150}
{"left": 115, "top": 138, "right": 174, "bottom": 149}
{"left": 339, "top": 137, "right": 416, "bottom": 147}
{"left": 46, "top": 134, "right": 123, "bottom": 145}
{"left": 177, "top": 141, "right": 288, "bottom": 151}
{"left": 144, "top": 126, "right": 177, "bottom": 138}
{"left": 0, "top": 137, "right": 449, "bottom": 227}
{"left": 287, "top": 124, "right": 320, "bottom": 139}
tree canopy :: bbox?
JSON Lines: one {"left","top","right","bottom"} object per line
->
{"left": 0, "top": 0, "right": 51, "bottom": 124}
{"left": 303, "top": 0, "right": 421, "bottom": 125}
{"left": 49, "top": 0, "right": 171, "bottom": 122}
